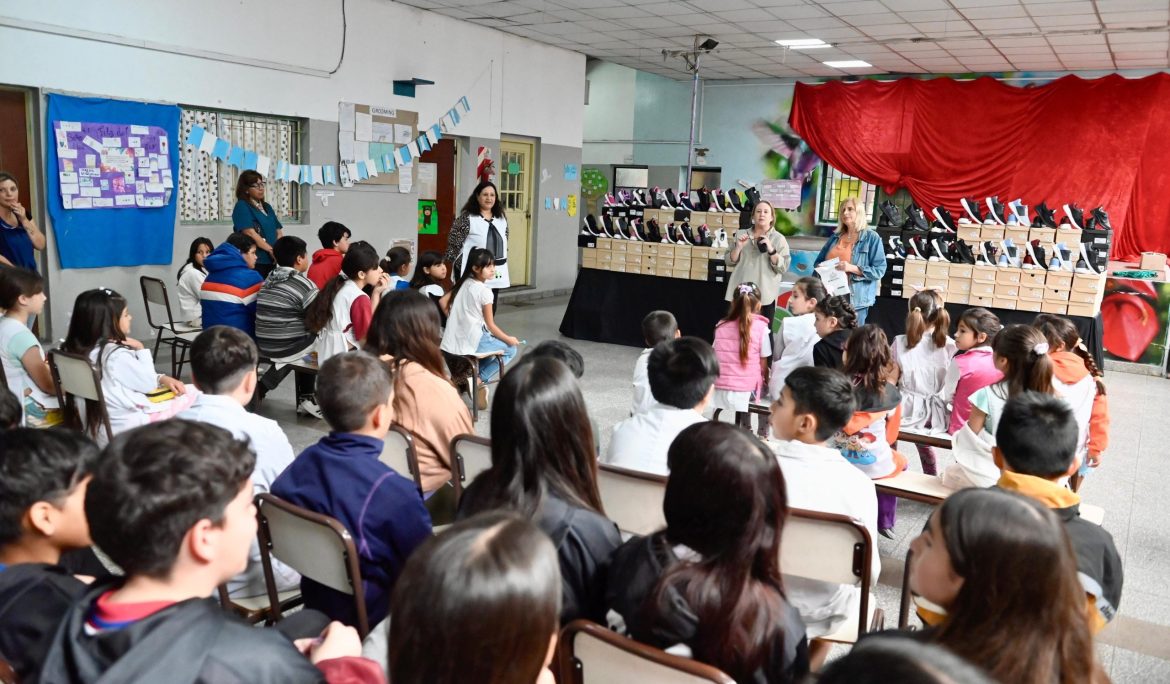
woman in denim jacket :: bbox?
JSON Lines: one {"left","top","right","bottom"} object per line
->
{"left": 814, "top": 197, "right": 887, "bottom": 325}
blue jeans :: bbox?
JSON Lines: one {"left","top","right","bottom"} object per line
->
{"left": 476, "top": 330, "right": 517, "bottom": 382}
{"left": 855, "top": 306, "right": 869, "bottom": 326}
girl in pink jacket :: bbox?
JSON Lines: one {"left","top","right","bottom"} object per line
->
{"left": 942, "top": 307, "right": 1003, "bottom": 434}
{"left": 711, "top": 281, "right": 771, "bottom": 436}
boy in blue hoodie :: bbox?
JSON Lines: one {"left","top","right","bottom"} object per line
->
{"left": 200, "top": 232, "right": 264, "bottom": 337}
{"left": 271, "top": 351, "right": 432, "bottom": 629}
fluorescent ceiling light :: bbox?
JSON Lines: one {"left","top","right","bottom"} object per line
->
{"left": 776, "top": 38, "right": 830, "bottom": 49}
{"left": 824, "top": 60, "right": 872, "bottom": 68}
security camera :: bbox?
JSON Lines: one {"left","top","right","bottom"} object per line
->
{"left": 699, "top": 38, "right": 719, "bottom": 51}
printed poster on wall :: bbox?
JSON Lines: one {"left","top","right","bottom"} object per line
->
{"left": 52, "top": 121, "right": 172, "bottom": 209}
{"left": 418, "top": 200, "right": 438, "bottom": 235}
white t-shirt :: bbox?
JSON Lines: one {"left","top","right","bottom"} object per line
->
{"left": 441, "top": 278, "right": 494, "bottom": 355}
{"left": 176, "top": 263, "right": 207, "bottom": 325}
{"left": 420, "top": 283, "right": 444, "bottom": 298}
{"left": 631, "top": 348, "right": 654, "bottom": 415}
{"left": 0, "top": 317, "right": 57, "bottom": 424}
{"left": 604, "top": 404, "right": 707, "bottom": 476}
{"left": 768, "top": 313, "right": 818, "bottom": 401}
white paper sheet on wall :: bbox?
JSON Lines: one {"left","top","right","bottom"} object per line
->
{"left": 355, "top": 112, "right": 373, "bottom": 142}
{"left": 339, "top": 103, "right": 356, "bottom": 133}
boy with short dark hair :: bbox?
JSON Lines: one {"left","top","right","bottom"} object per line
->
{"left": 605, "top": 336, "right": 716, "bottom": 475}
{"left": 256, "top": 236, "right": 320, "bottom": 414}
{"left": 0, "top": 429, "right": 97, "bottom": 681}
{"left": 308, "top": 221, "right": 352, "bottom": 289}
{"left": 271, "top": 351, "right": 432, "bottom": 629}
{"left": 995, "top": 391, "right": 1123, "bottom": 632}
{"left": 201, "top": 232, "right": 264, "bottom": 337}
{"left": 36, "top": 420, "right": 380, "bottom": 683}
{"left": 527, "top": 339, "right": 585, "bottom": 378}
{"left": 177, "top": 326, "right": 300, "bottom": 599}
{"left": 0, "top": 385, "right": 20, "bottom": 430}
{"left": 769, "top": 366, "right": 877, "bottom": 667}
{"left": 632, "top": 310, "right": 679, "bottom": 414}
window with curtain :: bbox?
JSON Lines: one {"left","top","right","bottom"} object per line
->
{"left": 178, "top": 107, "right": 304, "bottom": 223}
{"left": 816, "top": 165, "right": 879, "bottom": 226}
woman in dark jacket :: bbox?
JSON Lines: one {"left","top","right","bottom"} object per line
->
{"left": 605, "top": 421, "right": 810, "bottom": 684}
{"left": 457, "top": 355, "right": 620, "bottom": 624}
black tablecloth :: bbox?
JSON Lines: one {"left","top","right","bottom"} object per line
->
{"left": 867, "top": 296, "right": 1104, "bottom": 369}
{"left": 559, "top": 268, "right": 728, "bottom": 346}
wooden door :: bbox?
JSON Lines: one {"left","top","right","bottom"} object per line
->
{"left": 418, "top": 138, "right": 456, "bottom": 286}
{"left": 499, "top": 138, "right": 534, "bottom": 286}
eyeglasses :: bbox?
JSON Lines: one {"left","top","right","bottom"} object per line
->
{"left": 250, "top": 181, "right": 266, "bottom": 188}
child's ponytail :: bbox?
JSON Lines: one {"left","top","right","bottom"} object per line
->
{"left": 815, "top": 295, "right": 858, "bottom": 331}
{"left": 1033, "top": 313, "right": 1106, "bottom": 396}
{"left": 793, "top": 276, "right": 827, "bottom": 307}
{"left": 905, "top": 289, "right": 949, "bottom": 349}
{"left": 306, "top": 240, "right": 380, "bottom": 333}
{"left": 723, "top": 282, "right": 762, "bottom": 363}
{"left": 993, "top": 324, "right": 1055, "bottom": 397}
{"left": 843, "top": 324, "right": 896, "bottom": 393}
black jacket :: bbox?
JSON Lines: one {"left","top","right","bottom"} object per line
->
{"left": 1053, "top": 503, "right": 1123, "bottom": 625}
{"left": 458, "top": 482, "right": 621, "bottom": 624}
{"left": 605, "top": 533, "right": 810, "bottom": 684}
{"left": 813, "top": 329, "right": 850, "bottom": 370}
{"left": 0, "top": 563, "right": 87, "bottom": 682}
{"left": 34, "top": 579, "right": 324, "bottom": 684}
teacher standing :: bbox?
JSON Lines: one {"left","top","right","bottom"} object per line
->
{"left": 446, "top": 180, "right": 509, "bottom": 306}
{"left": 0, "top": 172, "right": 46, "bottom": 271}
{"left": 726, "top": 200, "right": 791, "bottom": 324}
{"left": 232, "top": 170, "right": 282, "bottom": 278}
{"left": 814, "top": 197, "right": 886, "bottom": 325}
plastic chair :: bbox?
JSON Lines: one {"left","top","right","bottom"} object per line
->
{"left": 450, "top": 433, "right": 492, "bottom": 502}
{"left": 48, "top": 349, "right": 113, "bottom": 442}
{"left": 596, "top": 463, "right": 667, "bottom": 537}
{"left": 255, "top": 493, "right": 370, "bottom": 638}
{"left": 559, "top": 619, "right": 734, "bottom": 684}
{"left": 380, "top": 424, "right": 423, "bottom": 495}
{"left": 140, "top": 275, "right": 201, "bottom": 377}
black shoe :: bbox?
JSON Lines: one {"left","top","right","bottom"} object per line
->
{"left": 886, "top": 236, "right": 906, "bottom": 259}
{"left": 697, "top": 224, "right": 712, "bottom": 246}
{"left": 1090, "top": 206, "right": 1112, "bottom": 231}
{"left": 602, "top": 214, "right": 617, "bottom": 237}
{"left": 932, "top": 206, "right": 957, "bottom": 232}
{"left": 696, "top": 188, "right": 712, "bottom": 212}
{"left": 1035, "top": 201, "right": 1057, "bottom": 228}
{"left": 929, "top": 220, "right": 950, "bottom": 235}
{"left": 955, "top": 239, "right": 976, "bottom": 264}
{"left": 745, "top": 186, "right": 761, "bottom": 206}
{"left": 961, "top": 197, "right": 984, "bottom": 223}
{"left": 1031, "top": 216, "right": 1044, "bottom": 228}
{"left": 584, "top": 214, "right": 602, "bottom": 236}
{"left": 879, "top": 528, "right": 895, "bottom": 540}
{"left": 645, "top": 218, "right": 662, "bottom": 242}
{"left": 906, "top": 203, "right": 930, "bottom": 231}
{"left": 666, "top": 188, "right": 680, "bottom": 208}
{"left": 880, "top": 200, "right": 904, "bottom": 227}
{"left": 1029, "top": 240, "right": 1048, "bottom": 270}
{"left": 728, "top": 189, "right": 745, "bottom": 212}
{"left": 986, "top": 196, "right": 1008, "bottom": 225}
{"left": 1062, "top": 203, "right": 1084, "bottom": 230}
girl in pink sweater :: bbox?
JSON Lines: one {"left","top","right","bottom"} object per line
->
{"left": 942, "top": 308, "right": 1003, "bottom": 434}
{"left": 711, "top": 281, "right": 771, "bottom": 435}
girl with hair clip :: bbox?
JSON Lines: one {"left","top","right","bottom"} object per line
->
{"left": 1034, "top": 314, "right": 1109, "bottom": 489}
{"left": 61, "top": 289, "right": 195, "bottom": 441}
{"left": 365, "top": 289, "right": 472, "bottom": 496}
{"left": 440, "top": 248, "right": 519, "bottom": 394}
{"left": 767, "top": 276, "right": 826, "bottom": 401}
{"left": 389, "top": 512, "right": 561, "bottom": 684}
{"left": 902, "top": 487, "right": 1109, "bottom": 684}
{"left": 812, "top": 295, "right": 858, "bottom": 369}
{"left": 941, "top": 308, "right": 1003, "bottom": 435}
{"left": 606, "top": 421, "right": 809, "bottom": 684}
{"left": 381, "top": 246, "right": 413, "bottom": 291}
{"left": 408, "top": 249, "right": 452, "bottom": 320}
{"left": 711, "top": 281, "right": 772, "bottom": 436}
{"left": 457, "top": 356, "right": 621, "bottom": 625}
{"left": 943, "top": 324, "right": 1054, "bottom": 489}
{"left": 833, "top": 325, "right": 905, "bottom": 536}
{"left": 891, "top": 290, "right": 955, "bottom": 475}
{"left": 175, "top": 236, "right": 213, "bottom": 326}
{"left": 305, "top": 240, "right": 387, "bottom": 364}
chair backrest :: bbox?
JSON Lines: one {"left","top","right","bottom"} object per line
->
{"left": 451, "top": 433, "right": 492, "bottom": 499}
{"left": 139, "top": 275, "right": 177, "bottom": 330}
{"left": 255, "top": 493, "right": 369, "bottom": 637}
{"left": 781, "top": 507, "right": 875, "bottom": 635}
{"left": 48, "top": 349, "right": 112, "bottom": 441}
{"left": 560, "top": 620, "right": 734, "bottom": 684}
{"left": 596, "top": 463, "right": 667, "bottom": 537}
{"left": 381, "top": 424, "right": 423, "bottom": 494}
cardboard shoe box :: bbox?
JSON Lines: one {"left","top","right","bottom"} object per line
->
{"left": 958, "top": 226, "right": 982, "bottom": 243}
{"left": 596, "top": 237, "right": 613, "bottom": 251}
{"left": 949, "top": 264, "right": 973, "bottom": 279}
{"left": 1020, "top": 270, "right": 1047, "bottom": 287}
{"left": 970, "top": 280, "right": 997, "bottom": 297}
{"left": 1029, "top": 227, "right": 1056, "bottom": 245}
{"left": 970, "top": 294, "right": 995, "bottom": 308}
{"left": 1072, "top": 273, "right": 1105, "bottom": 294}
{"left": 926, "top": 262, "right": 951, "bottom": 279}
{"left": 948, "top": 276, "right": 973, "bottom": 294}
{"left": 1016, "top": 298, "right": 1042, "bottom": 312}
{"left": 1046, "top": 272, "right": 1074, "bottom": 290}
{"left": 1041, "top": 301, "right": 1068, "bottom": 315}
{"left": 904, "top": 260, "right": 928, "bottom": 278}
{"left": 1043, "top": 286, "right": 1071, "bottom": 302}
{"left": 1067, "top": 302, "right": 1098, "bottom": 317}
{"left": 992, "top": 296, "right": 1018, "bottom": 310}
{"left": 995, "top": 267, "right": 1023, "bottom": 285}
{"left": 980, "top": 225, "right": 1006, "bottom": 241}
{"left": 973, "top": 264, "right": 998, "bottom": 282}
{"left": 1019, "top": 284, "right": 1045, "bottom": 301}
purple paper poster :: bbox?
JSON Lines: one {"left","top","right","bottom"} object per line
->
{"left": 53, "top": 120, "right": 172, "bottom": 210}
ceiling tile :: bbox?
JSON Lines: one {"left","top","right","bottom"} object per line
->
{"left": 789, "top": 16, "right": 849, "bottom": 29}
{"left": 881, "top": 0, "right": 952, "bottom": 10}
{"left": 897, "top": 9, "right": 964, "bottom": 21}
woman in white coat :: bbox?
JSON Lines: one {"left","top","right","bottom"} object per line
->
{"left": 445, "top": 181, "right": 509, "bottom": 308}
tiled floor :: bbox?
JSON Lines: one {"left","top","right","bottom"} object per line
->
{"left": 245, "top": 296, "right": 1170, "bottom": 680}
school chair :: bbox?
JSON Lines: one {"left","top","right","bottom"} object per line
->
{"left": 48, "top": 349, "right": 113, "bottom": 443}
{"left": 442, "top": 349, "right": 510, "bottom": 422}
{"left": 215, "top": 583, "right": 302, "bottom": 626}
{"left": 559, "top": 619, "right": 734, "bottom": 684}
{"left": 255, "top": 493, "right": 370, "bottom": 639}
{"left": 380, "top": 423, "right": 423, "bottom": 496}
{"left": 596, "top": 463, "right": 667, "bottom": 538}
{"left": 139, "top": 276, "right": 201, "bottom": 378}
{"left": 782, "top": 508, "right": 884, "bottom": 644}
{"left": 450, "top": 433, "right": 492, "bottom": 503}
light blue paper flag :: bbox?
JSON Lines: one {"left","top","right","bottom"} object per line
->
{"left": 373, "top": 157, "right": 386, "bottom": 174}
{"left": 185, "top": 125, "right": 206, "bottom": 148}
{"left": 459, "top": 96, "right": 470, "bottom": 113}
{"left": 301, "top": 165, "right": 314, "bottom": 184}
{"left": 242, "top": 150, "right": 258, "bottom": 171}
{"left": 430, "top": 124, "right": 443, "bottom": 142}
{"left": 417, "top": 134, "right": 431, "bottom": 153}
{"left": 382, "top": 153, "right": 396, "bottom": 172}
{"left": 227, "top": 146, "right": 245, "bottom": 168}
{"left": 323, "top": 165, "right": 336, "bottom": 185}
{"left": 449, "top": 107, "right": 461, "bottom": 125}
{"left": 356, "top": 160, "right": 369, "bottom": 180}
{"left": 275, "top": 160, "right": 288, "bottom": 182}
{"left": 544, "top": 196, "right": 552, "bottom": 209}
{"left": 211, "top": 138, "right": 231, "bottom": 161}
{"left": 287, "top": 165, "right": 299, "bottom": 183}
{"left": 397, "top": 146, "right": 412, "bottom": 166}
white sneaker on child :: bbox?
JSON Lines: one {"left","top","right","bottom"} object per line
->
{"left": 297, "top": 397, "right": 323, "bottom": 419}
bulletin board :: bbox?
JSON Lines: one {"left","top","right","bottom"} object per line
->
{"left": 338, "top": 102, "right": 418, "bottom": 189}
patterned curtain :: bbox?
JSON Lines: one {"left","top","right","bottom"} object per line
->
{"left": 179, "top": 110, "right": 219, "bottom": 222}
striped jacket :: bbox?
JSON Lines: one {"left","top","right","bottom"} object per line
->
{"left": 200, "top": 243, "right": 263, "bottom": 337}
{"left": 256, "top": 266, "right": 318, "bottom": 359}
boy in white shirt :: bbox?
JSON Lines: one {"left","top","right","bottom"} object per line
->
{"left": 606, "top": 337, "right": 717, "bottom": 476}
{"left": 631, "top": 310, "right": 679, "bottom": 415}
{"left": 176, "top": 325, "right": 300, "bottom": 598}
{"left": 769, "top": 366, "right": 879, "bottom": 670}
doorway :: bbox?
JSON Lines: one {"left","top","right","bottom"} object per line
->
{"left": 418, "top": 137, "right": 457, "bottom": 285}
{"left": 0, "top": 86, "right": 44, "bottom": 335}
{"left": 499, "top": 138, "right": 534, "bottom": 286}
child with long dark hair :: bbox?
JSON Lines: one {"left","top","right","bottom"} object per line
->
{"left": 0, "top": 267, "right": 58, "bottom": 427}
{"left": 711, "top": 281, "right": 771, "bottom": 435}
{"left": 305, "top": 240, "right": 387, "bottom": 363}
{"left": 457, "top": 355, "right": 621, "bottom": 624}
{"left": 941, "top": 308, "right": 1002, "bottom": 434}
{"left": 61, "top": 289, "right": 194, "bottom": 440}
{"left": 606, "top": 421, "right": 809, "bottom": 683}
{"left": 175, "top": 236, "right": 213, "bottom": 325}
{"left": 891, "top": 290, "right": 955, "bottom": 475}
{"left": 767, "top": 276, "right": 826, "bottom": 401}
{"left": 409, "top": 249, "right": 451, "bottom": 320}
{"left": 812, "top": 295, "right": 858, "bottom": 369}
{"left": 381, "top": 246, "right": 413, "bottom": 291}
{"left": 440, "top": 248, "right": 519, "bottom": 393}
{"left": 833, "top": 324, "right": 905, "bottom": 536}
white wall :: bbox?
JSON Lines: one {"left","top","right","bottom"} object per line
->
{"left": 583, "top": 60, "right": 636, "bottom": 164}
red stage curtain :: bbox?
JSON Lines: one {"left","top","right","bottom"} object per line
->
{"left": 789, "top": 74, "right": 1170, "bottom": 260}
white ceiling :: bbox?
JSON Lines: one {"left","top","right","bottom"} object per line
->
{"left": 394, "top": 0, "right": 1170, "bottom": 79}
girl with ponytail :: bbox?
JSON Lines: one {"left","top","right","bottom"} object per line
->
{"left": 891, "top": 290, "right": 955, "bottom": 475}
{"left": 711, "top": 281, "right": 771, "bottom": 435}
{"left": 305, "top": 240, "right": 387, "bottom": 363}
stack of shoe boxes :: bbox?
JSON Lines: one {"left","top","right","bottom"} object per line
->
{"left": 1017, "top": 269, "right": 1047, "bottom": 312}
{"left": 577, "top": 238, "right": 730, "bottom": 284}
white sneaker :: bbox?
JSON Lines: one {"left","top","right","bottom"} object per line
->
{"left": 298, "top": 397, "right": 323, "bottom": 419}
{"left": 715, "top": 229, "right": 729, "bottom": 249}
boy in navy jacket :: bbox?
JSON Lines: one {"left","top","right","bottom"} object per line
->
{"left": 200, "top": 232, "right": 264, "bottom": 337}
{"left": 271, "top": 351, "right": 432, "bottom": 629}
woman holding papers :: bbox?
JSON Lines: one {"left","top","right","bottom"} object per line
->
{"left": 232, "top": 170, "right": 282, "bottom": 278}
{"left": 814, "top": 197, "right": 886, "bottom": 325}
{"left": 726, "top": 199, "right": 791, "bottom": 327}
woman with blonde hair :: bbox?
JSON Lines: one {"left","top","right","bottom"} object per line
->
{"left": 813, "top": 197, "right": 887, "bottom": 325}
